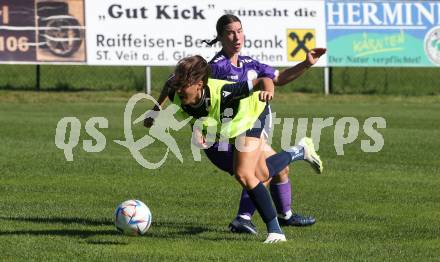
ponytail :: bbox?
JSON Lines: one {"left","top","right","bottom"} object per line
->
{"left": 201, "top": 38, "right": 219, "bottom": 47}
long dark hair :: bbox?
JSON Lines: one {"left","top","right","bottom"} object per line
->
{"left": 202, "top": 14, "right": 241, "bottom": 46}
{"left": 172, "top": 55, "right": 211, "bottom": 89}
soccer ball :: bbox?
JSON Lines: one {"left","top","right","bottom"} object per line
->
{"left": 114, "top": 199, "right": 152, "bottom": 235}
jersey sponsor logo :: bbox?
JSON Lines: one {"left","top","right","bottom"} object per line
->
{"left": 228, "top": 75, "right": 238, "bottom": 80}
{"left": 286, "top": 29, "right": 316, "bottom": 62}
{"left": 222, "top": 90, "right": 232, "bottom": 98}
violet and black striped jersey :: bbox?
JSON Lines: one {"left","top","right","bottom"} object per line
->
{"left": 209, "top": 50, "right": 278, "bottom": 82}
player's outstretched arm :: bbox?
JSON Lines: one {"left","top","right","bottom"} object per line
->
{"left": 144, "top": 83, "right": 169, "bottom": 128}
{"left": 273, "top": 48, "right": 326, "bottom": 86}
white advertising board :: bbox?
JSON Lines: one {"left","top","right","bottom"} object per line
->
{"left": 85, "top": 0, "right": 327, "bottom": 66}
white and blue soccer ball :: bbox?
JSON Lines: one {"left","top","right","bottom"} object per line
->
{"left": 114, "top": 200, "right": 152, "bottom": 235}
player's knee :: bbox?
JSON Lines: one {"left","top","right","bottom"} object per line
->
{"left": 256, "top": 168, "right": 270, "bottom": 183}
{"left": 234, "top": 170, "right": 254, "bottom": 188}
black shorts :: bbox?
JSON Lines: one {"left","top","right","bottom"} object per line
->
{"left": 245, "top": 103, "right": 272, "bottom": 139}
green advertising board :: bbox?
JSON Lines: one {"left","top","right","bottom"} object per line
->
{"left": 326, "top": 1, "right": 440, "bottom": 67}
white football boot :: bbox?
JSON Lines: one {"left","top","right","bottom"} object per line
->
{"left": 263, "top": 233, "right": 287, "bottom": 244}
{"left": 298, "top": 137, "right": 323, "bottom": 174}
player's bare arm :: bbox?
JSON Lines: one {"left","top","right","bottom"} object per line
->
{"left": 144, "top": 83, "right": 170, "bottom": 128}
{"left": 273, "top": 48, "right": 327, "bottom": 86}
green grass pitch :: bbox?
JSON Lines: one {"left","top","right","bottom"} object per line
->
{"left": 0, "top": 91, "right": 439, "bottom": 260}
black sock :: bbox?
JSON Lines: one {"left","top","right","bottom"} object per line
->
{"left": 266, "top": 151, "right": 291, "bottom": 178}
{"left": 247, "top": 182, "right": 283, "bottom": 234}
{"left": 266, "top": 147, "right": 305, "bottom": 177}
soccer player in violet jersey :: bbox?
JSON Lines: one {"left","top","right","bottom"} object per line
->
{"left": 199, "top": 15, "right": 326, "bottom": 234}
{"left": 144, "top": 15, "right": 326, "bottom": 235}
{"left": 153, "top": 55, "right": 322, "bottom": 243}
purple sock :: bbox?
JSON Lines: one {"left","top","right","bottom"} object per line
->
{"left": 270, "top": 180, "right": 292, "bottom": 215}
{"left": 237, "top": 189, "right": 257, "bottom": 218}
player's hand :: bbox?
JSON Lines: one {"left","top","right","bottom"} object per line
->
{"left": 143, "top": 117, "right": 154, "bottom": 128}
{"left": 305, "top": 48, "right": 327, "bottom": 67}
{"left": 143, "top": 109, "right": 159, "bottom": 128}
{"left": 259, "top": 91, "right": 274, "bottom": 102}
{"left": 191, "top": 128, "right": 209, "bottom": 149}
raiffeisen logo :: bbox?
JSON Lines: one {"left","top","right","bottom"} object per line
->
{"left": 327, "top": 1, "right": 440, "bottom": 29}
